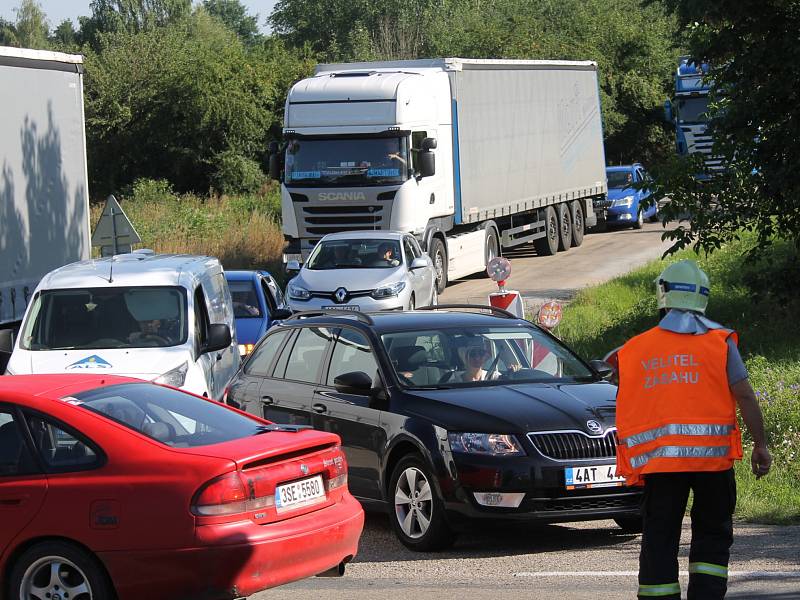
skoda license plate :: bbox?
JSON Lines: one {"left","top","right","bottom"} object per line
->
{"left": 275, "top": 475, "right": 325, "bottom": 511}
{"left": 564, "top": 464, "right": 625, "bottom": 490}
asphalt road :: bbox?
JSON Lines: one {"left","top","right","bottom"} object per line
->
{"left": 258, "top": 513, "right": 800, "bottom": 599}
{"left": 440, "top": 222, "right": 674, "bottom": 307}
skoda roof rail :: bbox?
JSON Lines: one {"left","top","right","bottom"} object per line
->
{"left": 284, "top": 309, "right": 375, "bottom": 325}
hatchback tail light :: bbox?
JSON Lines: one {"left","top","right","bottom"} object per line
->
{"left": 192, "top": 472, "right": 249, "bottom": 516}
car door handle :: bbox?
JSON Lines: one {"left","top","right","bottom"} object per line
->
{"left": 0, "top": 495, "right": 26, "bottom": 506}
{"left": 216, "top": 353, "right": 223, "bottom": 362}
{"left": 261, "top": 395, "right": 274, "bottom": 405}
{"left": 312, "top": 403, "right": 328, "bottom": 414}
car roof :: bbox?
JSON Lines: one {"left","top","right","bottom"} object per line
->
{"left": 319, "top": 230, "right": 408, "bottom": 242}
{"left": 224, "top": 270, "right": 272, "bottom": 281}
{"left": 606, "top": 164, "right": 642, "bottom": 172}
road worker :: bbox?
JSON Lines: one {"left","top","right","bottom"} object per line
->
{"left": 615, "top": 259, "right": 771, "bottom": 600}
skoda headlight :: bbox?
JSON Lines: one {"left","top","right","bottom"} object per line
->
{"left": 153, "top": 361, "right": 188, "bottom": 387}
{"left": 371, "top": 280, "right": 406, "bottom": 299}
{"left": 611, "top": 195, "right": 635, "bottom": 208}
{"left": 448, "top": 433, "right": 525, "bottom": 456}
{"left": 288, "top": 284, "right": 311, "bottom": 301}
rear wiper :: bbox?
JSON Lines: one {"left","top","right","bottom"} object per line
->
{"left": 254, "top": 424, "right": 313, "bottom": 435}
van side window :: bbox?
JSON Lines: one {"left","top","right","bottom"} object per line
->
{"left": 204, "top": 273, "right": 230, "bottom": 323}
{"left": 194, "top": 287, "right": 210, "bottom": 349}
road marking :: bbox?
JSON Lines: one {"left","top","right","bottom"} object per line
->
{"left": 513, "top": 571, "right": 800, "bottom": 579}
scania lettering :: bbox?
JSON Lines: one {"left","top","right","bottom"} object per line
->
{"left": 272, "top": 58, "right": 607, "bottom": 292}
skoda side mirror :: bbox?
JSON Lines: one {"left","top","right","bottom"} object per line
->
{"left": 589, "top": 359, "right": 615, "bottom": 382}
{"left": 334, "top": 371, "right": 373, "bottom": 395}
{"left": 203, "top": 324, "right": 232, "bottom": 354}
{"left": 0, "top": 329, "right": 14, "bottom": 354}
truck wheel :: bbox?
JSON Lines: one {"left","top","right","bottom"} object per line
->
{"left": 534, "top": 206, "right": 559, "bottom": 256}
{"left": 484, "top": 226, "right": 499, "bottom": 276}
{"left": 571, "top": 200, "right": 585, "bottom": 247}
{"left": 428, "top": 237, "right": 448, "bottom": 294}
{"left": 389, "top": 454, "right": 456, "bottom": 551}
{"left": 557, "top": 203, "right": 572, "bottom": 252}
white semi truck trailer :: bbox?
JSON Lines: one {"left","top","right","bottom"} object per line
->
{"left": 274, "top": 58, "right": 607, "bottom": 292}
{"left": 0, "top": 47, "right": 90, "bottom": 366}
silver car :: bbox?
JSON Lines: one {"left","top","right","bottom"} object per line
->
{"left": 286, "top": 231, "right": 437, "bottom": 312}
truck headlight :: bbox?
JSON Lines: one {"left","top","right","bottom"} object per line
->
{"left": 611, "top": 195, "right": 634, "bottom": 208}
{"left": 371, "top": 281, "right": 406, "bottom": 299}
{"left": 288, "top": 284, "right": 311, "bottom": 300}
{"left": 153, "top": 361, "right": 188, "bottom": 387}
{"left": 448, "top": 433, "right": 525, "bottom": 456}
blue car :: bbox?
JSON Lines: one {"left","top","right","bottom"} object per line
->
{"left": 605, "top": 164, "right": 658, "bottom": 229}
{"left": 225, "top": 270, "right": 292, "bottom": 357}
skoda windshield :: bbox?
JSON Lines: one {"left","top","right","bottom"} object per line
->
{"left": 607, "top": 170, "right": 634, "bottom": 189}
{"left": 381, "top": 326, "right": 596, "bottom": 388}
{"left": 20, "top": 287, "right": 188, "bottom": 350}
{"left": 284, "top": 136, "right": 409, "bottom": 187}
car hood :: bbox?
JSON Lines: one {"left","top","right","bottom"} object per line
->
{"left": 607, "top": 186, "right": 636, "bottom": 200}
{"left": 294, "top": 266, "right": 405, "bottom": 292}
{"left": 402, "top": 382, "right": 618, "bottom": 435}
{"left": 234, "top": 318, "right": 266, "bottom": 345}
{"left": 24, "top": 347, "right": 189, "bottom": 379}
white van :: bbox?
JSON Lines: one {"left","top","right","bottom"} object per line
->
{"left": 2, "top": 251, "right": 240, "bottom": 400}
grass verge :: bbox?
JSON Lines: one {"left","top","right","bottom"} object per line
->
{"left": 556, "top": 234, "right": 800, "bottom": 524}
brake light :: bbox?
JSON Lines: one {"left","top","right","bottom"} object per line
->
{"left": 192, "top": 472, "right": 248, "bottom": 516}
{"left": 326, "top": 473, "right": 348, "bottom": 491}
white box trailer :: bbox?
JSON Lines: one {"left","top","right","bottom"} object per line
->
{"left": 275, "top": 58, "right": 607, "bottom": 292}
{"left": 0, "top": 47, "right": 91, "bottom": 328}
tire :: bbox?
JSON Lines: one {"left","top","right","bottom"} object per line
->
{"left": 556, "top": 203, "right": 572, "bottom": 252}
{"left": 428, "top": 237, "right": 448, "bottom": 294}
{"left": 389, "top": 454, "right": 455, "bottom": 551}
{"left": 483, "top": 226, "right": 499, "bottom": 276}
{"left": 9, "top": 540, "right": 114, "bottom": 600}
{"left": 571, "top": 200, "right": 585, "bottom": 247}
{"left": 633, "top": 207, "right": 644, "bottom": 229}
{"left": 533, "top": 206, "right": 559, "bottom": 256}
{"left": 408, "top": 293, "right": 416, "bottom": 311}
{"left": 614, "top": 515, "right": 643, "bottom": 534}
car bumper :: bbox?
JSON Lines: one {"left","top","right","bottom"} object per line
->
{"left": 605, "top": 209, "right": 636, "bottom": 224}
{"left": 440, "top": 454, "right": 641, "bottom": 527}
{"left": 102, "top": 495, "right": 364, "bottom": 600}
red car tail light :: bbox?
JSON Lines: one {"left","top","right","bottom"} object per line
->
{"left": 192, "top": 472, "right": 249, "bottom": 516}
{"left": 326, "top": 473, "right": 348, "bottom": 492}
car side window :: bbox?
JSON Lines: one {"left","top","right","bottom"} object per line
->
{"left": 403, "top": 238, "right": 416, "bottom": 267}
{"left": 193, "top": 286, "right": 210, "bottom": 350}
{"left": 25, "top": 413, "right": 100, "bottom": 471}
{"left": 282, "top": 327, "right": 335, "bottom": 383}
{"left": 260, "top": 279, "right": 278, "bottom": 313}
{"left": 326, "top": 328, "right": 380, "bottom": 387}
{"left": 0, "top": 409, "right": 38, "bottom": 476}
{"left": 245, "top": 330, "right": 290, "bottom": 376}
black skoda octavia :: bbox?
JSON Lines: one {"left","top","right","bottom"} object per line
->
{"left": 226, "top": 305, "right": 642, "bottom": 551}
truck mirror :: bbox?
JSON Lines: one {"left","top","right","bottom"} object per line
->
{"left": 421, "top": 137, "right": 437, "bottom": 151}
{"left": 268, "top": 141, "right": 279, "bottom": 154}
{"left": 0, "top": 329, "right": 14, "bottom": 354}
{"left": 268, "top": 154, "right": 281, "bottom": 180}
{"left": 663, "top": 99, "right": 673, "bottom": 123}
{"left": 418, "top": 151, "right": 436, "bottom": 178}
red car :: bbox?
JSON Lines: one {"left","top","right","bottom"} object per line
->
{"left": 0, "top": 375, "right": 364, "bottom": 600}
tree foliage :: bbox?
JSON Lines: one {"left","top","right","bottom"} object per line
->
{"left": 651, "top": 0, "right": 800, "bottom": 254}
{"left": 202, "top": 0, "right": 260, "bottom": 45}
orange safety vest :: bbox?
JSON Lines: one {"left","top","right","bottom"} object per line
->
{"left": 616, "top": 326, "right": 743, "bottom": 486}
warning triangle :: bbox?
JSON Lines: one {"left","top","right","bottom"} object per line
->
{"left": 91, "top": 195, "right": 141, "bottom": 255}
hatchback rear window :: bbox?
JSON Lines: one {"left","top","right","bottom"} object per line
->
{"left": 70, "top": 383, "right": 263, "bottom": 447}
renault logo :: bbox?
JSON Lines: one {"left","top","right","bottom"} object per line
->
{"left": 334, "top": 287, "right": 348, "bottom": 303}
{"left": 300, "top": 464, "right": 309, "bottom": 475}
{"left": 586, "top": 420, "right": 603, "bottom": 434}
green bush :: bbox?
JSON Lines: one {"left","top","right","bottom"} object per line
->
{"left": 125, "top": 178, "right": 177, "bottom": 204}
{"left": 210, "top": 150, "right": 267, "bottom": 195}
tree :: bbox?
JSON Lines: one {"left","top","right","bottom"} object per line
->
{"left": 0, "top": 18, "right": 18, "bottom": 46}
{"left": 202, "top": 0, "right": 260, "bottom": 45}
{"left": 50, "top": 19, "right": 78, "bottom": 49}
{"left": 13, "top": 0, "right": 50, "bottom": 49}
{"left": 80, "top": 0, "right": 191, "bottom": 48}
{"left": 651, "top": 0, "right": 800, "bottom": 254}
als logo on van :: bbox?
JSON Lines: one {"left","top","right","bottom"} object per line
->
{"left": 66, "top": 355, "right": 113, "bottom": 370}
{"left": 318, "top": 192, "right": 366, "bottom": 202}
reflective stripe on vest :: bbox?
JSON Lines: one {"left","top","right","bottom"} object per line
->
{"left": 630, "top": 445, "right": 730, "bottom": 469}
{"left": 621, "top": 423, "right": 734, "bottom": 448}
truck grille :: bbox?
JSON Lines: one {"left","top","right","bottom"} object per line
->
{"left": 297, "top": 204, "right": 392, "bottom": 237}
{"left": 528, "top": 429, "right": 618, "bottom": 461}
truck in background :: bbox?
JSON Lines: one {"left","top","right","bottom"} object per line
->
{"left": 0, "top": 47, "right": 91, "bottom": 368}
{"left": 271, "top": 58, "right": 606, "bottom": 292}
{"left": 664, "top": 56, "right": 723, "bottom": 178}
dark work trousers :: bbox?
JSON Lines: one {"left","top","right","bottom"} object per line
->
{"left": 638, "top": 469, "right": 736, "bottom": 599}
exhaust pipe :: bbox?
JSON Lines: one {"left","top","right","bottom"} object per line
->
{"left": 316, "top": 561, "right": 346, "bottom": 578}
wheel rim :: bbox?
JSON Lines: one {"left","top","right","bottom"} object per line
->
{"left": 20, "top": 556, "right": 93, "bottom": 600}
{"left": 434, "top": 249, "right": 444, "bottom": 287}
{"left": 431, "top": 286, "right": 438, "bottom": 306}
{"left": 561, "top": 212, "right": 571, "bottom": 240}
{"left": 548, "top": 214, "right": 558, "bottom": 242}
{"left": 394, "top": 466, "right": 434, "bottom": 539}
{"left": 487, "top": 234, "right": 497, "bottom": 263}
{"left": 574, "top": 206, "right": 583, "bottom": 235}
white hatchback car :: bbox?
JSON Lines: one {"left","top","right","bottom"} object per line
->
{"left": 286, "top": 231, "right": 437, "bottom": 312}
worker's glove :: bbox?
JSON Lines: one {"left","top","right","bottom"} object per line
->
{"left": 751, "top": 445, "right": 772, "bottom": 479}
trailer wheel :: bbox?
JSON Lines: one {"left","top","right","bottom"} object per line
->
{"left": 484, "top": 226, "right": 499, "bottom": 276}
{"left": 534, "top": 206, "right": 559, "bottom": 256}
{"left": 428, "top": 237, "right": 448, "bottom": 294}
{"left": 557, "top": 203, "right": 572, "bottom": 252}
{"left": 571, "top": 200, "right": 585, "bottom": 247}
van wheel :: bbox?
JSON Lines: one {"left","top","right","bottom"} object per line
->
{"left": 389, "top": 455, "right": 456, "bottom": 551}
{"left": 428, "top": 237, "right": 448, "bottom": 294}
{"left": 534, "top": 206, "right": 559, "bottom": 256}
{"left": 10, "top": 541, "right": 114, "bottom": 600}
{"left": 557, "top": 203, "right": 572, "bottom": 251}
{"left": 571, "top": 200, "right": 585, "bottom": 247}
{"left": 484, "top": 226, "right": 499, "bottom": 276}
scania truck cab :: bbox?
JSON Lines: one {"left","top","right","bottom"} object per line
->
{"left": 275, "top": 58, "right": 606, "bottom": 292}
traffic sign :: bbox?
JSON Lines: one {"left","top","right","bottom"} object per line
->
{"left": 91, "top": 195, "right": 141, "bottom": 256}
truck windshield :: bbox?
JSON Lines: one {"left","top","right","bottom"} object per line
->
{"left": 677, "top": 98, "right": 709, "bottom": 123}
{"left": 20, "top": 287, "right": 188, "bottom": 350}
{"left": 284, "top": 136, "right": 409, "bottom": 187}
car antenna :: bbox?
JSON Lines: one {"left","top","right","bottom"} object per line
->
{"left": 107, "top": 255, "right": 114, "bottom": 283}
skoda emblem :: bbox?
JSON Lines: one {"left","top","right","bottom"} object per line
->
{"left": 586, "top": 420, "right": 603, "bottom": 434}
{"left": 334, "top": 287, "right": 348, "bottom": 304}
{"left": 300, "top": 464, "right": 309, "bottom": 475}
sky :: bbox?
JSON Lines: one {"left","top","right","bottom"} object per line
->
{"left": 0, "top": 0, "right": 279, "bottom": 30}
